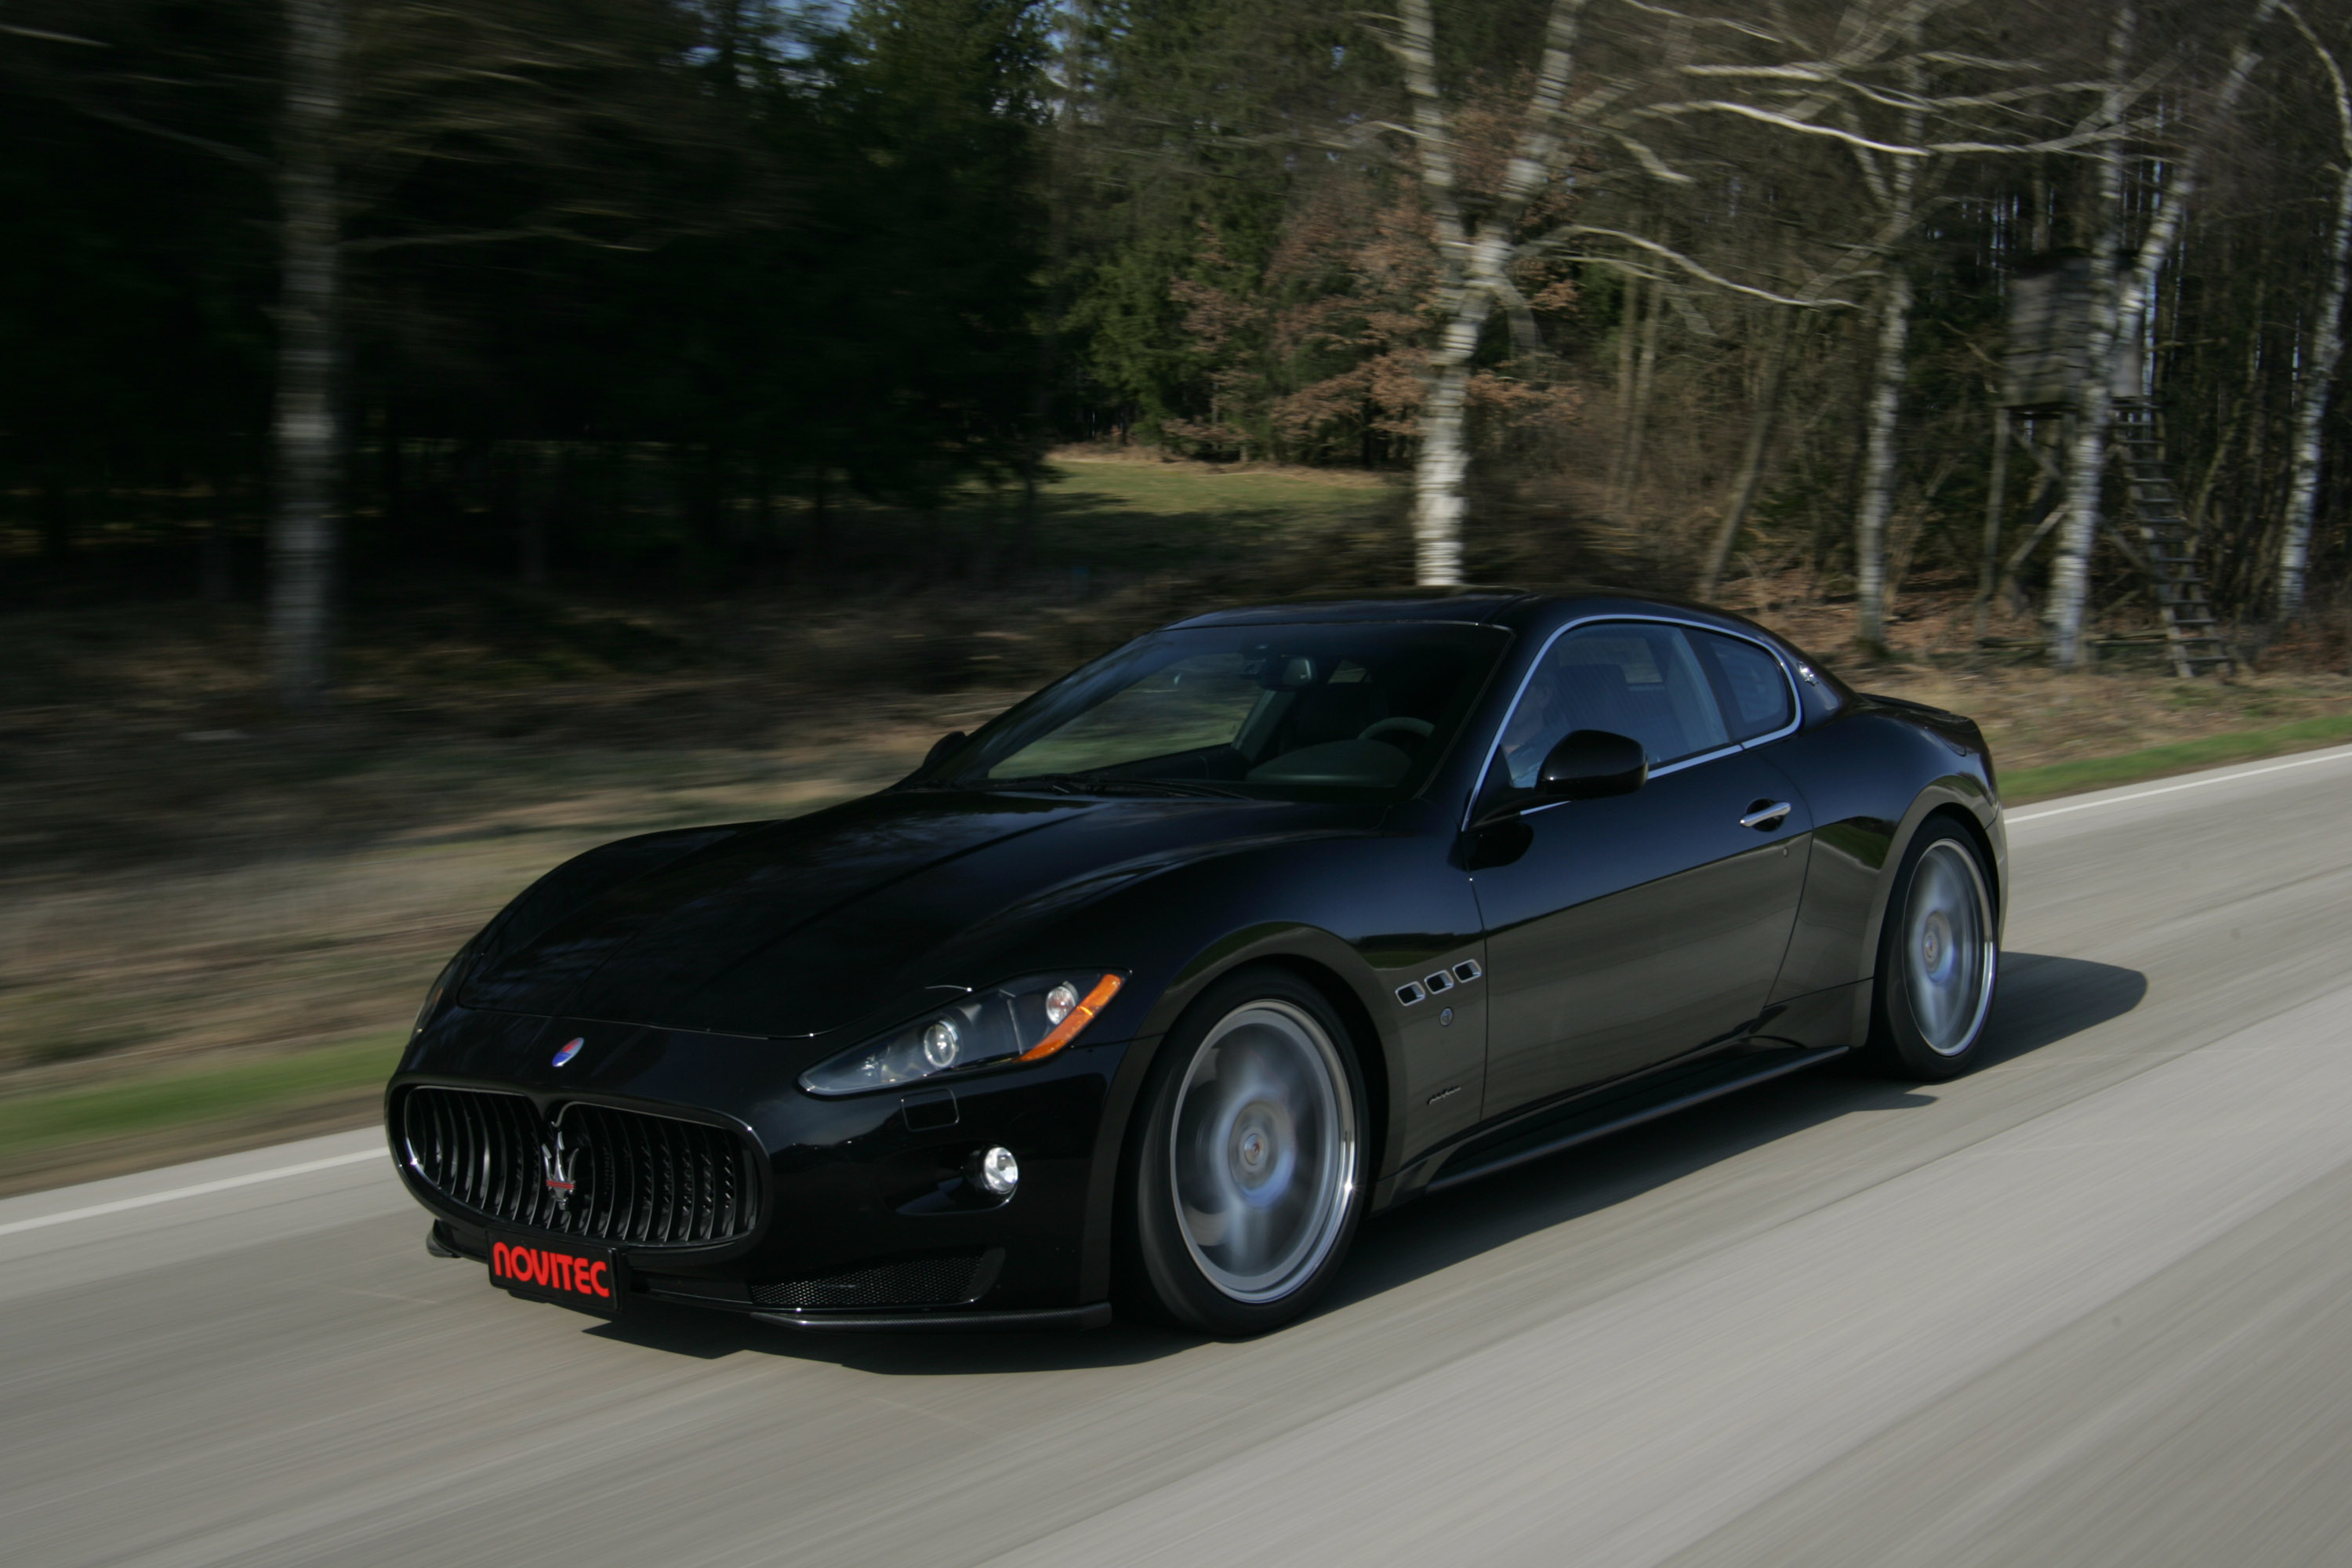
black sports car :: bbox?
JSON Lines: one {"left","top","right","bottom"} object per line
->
{"left": 390, "top": 588, "right": 2004, "bottom": 1334}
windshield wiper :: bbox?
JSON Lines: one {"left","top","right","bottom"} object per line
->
{"left": 977, "top": 772, "right": 1251, "bottom": 800}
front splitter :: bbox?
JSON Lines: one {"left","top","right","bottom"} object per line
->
{"left": 750, "top": 1303, "right": 1114, "bottom": 1333}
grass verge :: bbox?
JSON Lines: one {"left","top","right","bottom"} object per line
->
{"left": 1999, "top": 713, "right": 2352, "bottom": 804}
{"left": 0, "top": 1033, "right": 404, "bottom": 1194}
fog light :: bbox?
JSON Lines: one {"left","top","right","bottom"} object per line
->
{"left": 978, "top": 1145, "right": 1020, "bottom": 1197}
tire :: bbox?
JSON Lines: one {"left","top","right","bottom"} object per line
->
{"left": 1864, "top": 820, "right": 1999, "bottom": 1080}
{"left": 1120, "top": 967, "right": 1367, "bottom": 1335}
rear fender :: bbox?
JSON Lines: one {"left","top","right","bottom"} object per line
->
{"left": 1850, "top": 783, "right": 2007, "bottom": 1044}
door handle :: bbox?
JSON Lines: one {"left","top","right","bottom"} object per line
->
{"left": 1739, "top": 800, "right": 1792, "bottom": 830}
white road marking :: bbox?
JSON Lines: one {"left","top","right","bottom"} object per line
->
{"left": 0, "top": 1149, "right": 387, "bottom": 1238}
{"left": 2007, "top": 742, "right": 2352, "bottom": 825}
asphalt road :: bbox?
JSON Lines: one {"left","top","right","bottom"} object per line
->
{"left": 8, "top": 746, "right": 2352, "bottom": 1567}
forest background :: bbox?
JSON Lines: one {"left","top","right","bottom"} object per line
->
{"left": 9, "top": 0, "right": 2352, "bottom": 1182}
{"left": 15, "top": 0, "right": 2352, "bottom": 677}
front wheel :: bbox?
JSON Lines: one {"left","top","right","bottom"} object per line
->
{"left": 1864, "top": 822, "right": 1998, "bottom": 1080}
{"left": 1122, "top": 968, "right": 1366, "bottom": 1335}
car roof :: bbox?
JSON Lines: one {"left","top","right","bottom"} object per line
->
{"left": 1165, "top": 584, "right": 1723, "bottom": 633}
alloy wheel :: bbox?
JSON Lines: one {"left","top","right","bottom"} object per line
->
{"left": 1168, "top": 999, "right": 1359, "bottom": 1303}
{"left": 1902, "top": 839, "right": 1996, "bottom": 1056}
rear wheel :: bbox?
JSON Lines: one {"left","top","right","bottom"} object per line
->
{"left": 1865, "top": 822, "right": 1998, "bottom": 1079}
{"left": 1122, "top": 968, "right": 1365, "bottom": 1335}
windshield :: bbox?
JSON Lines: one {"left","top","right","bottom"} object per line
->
{"left": 920, "top": 622, "right": 1511, "bottom": 799}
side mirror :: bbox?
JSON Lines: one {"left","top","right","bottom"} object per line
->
{"left": 922, "top": 730, "right": 969, "bottom": 770}
{"left": 1537, "top": 729, "right": 1647, "bottom": 800}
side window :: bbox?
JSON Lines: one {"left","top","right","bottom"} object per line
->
{"left": 1690, "top": 631, "right": 1795, "bottom": 742}
{"left": 1497, "top": 622, "right": 1730, "bottom": 786}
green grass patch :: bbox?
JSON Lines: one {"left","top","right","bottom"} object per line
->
{"left": 0, "top": 1033, "right": 405, "bottom": 1160}
{"left": 1045, "top": 458, "right": 1387, "bottom": 514}
{"left": 2002, "top": 713, "right": 2352, "bottom": 804}
{"left": 1032, "top": 459, "right": 1396, "bottom": 570}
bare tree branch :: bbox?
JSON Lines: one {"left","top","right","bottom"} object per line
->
{"left": 1612, "top": 129, "right": 1699, "bottom": 183}
{"left": 2, "top": 22, "right": 105, "bottom": 45}
{"left": 1523, "top": 225, "right": 1867, "bottom": 307}
{"left": 58, "top": 98, "right": 272, "bottom": 171}
{"left": 1636, "top": 97, "right": 2125, "bottom": 156}
{"left": 1604, "top": 0, "right": 1788, "bottom": 45}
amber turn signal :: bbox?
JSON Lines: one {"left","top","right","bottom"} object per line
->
{"left": 1017, "top": 973, "right": 1123, "bottom": 1062}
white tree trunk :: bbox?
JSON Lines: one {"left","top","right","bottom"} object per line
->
{"left": 2049, "top": 1, "right": 2274, "bottom": 666}
{"left": 270, "top": 0, "right": 344, "bottom": 709}
{"left": 1396, "top": 0, "right": 1584, "bottom": 586}
{"left": 1853, "top": 270, "right": 1914, "bottom": 650}
{"left": 2279, "top": 16, "right": 2352, "bottom": 622}
{"left": 1839, "top": 20, "right": 1927, "bottom": 653}
{"left": 1414, "top": 300, "right": 1490, "bottom": 585}
{"left": 2049, "top": 2, "right": 2144, "bottom": 670}
{"left": 2045, "top": 366, "right": 2116, "bottom": 666}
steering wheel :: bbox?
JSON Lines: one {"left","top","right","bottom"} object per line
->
{"left": 1359, "top": 717, "right": 1436, "bottom": 747}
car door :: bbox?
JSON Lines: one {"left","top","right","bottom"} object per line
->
{"left": 1470, "top": 620, "right": 1813, "bottom": 1118}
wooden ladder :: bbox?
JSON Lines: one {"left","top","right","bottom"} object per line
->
{"left": 2111, "top": 397, "right": 2234, "bottom": 677}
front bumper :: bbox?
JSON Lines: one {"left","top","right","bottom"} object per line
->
{"left": 425, "top": 1219, "right": 1115, "bottom": 1330}
{"left": 390, "top": 1006, "right": 1139, "bottom": 1326}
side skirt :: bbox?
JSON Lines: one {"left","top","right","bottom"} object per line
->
{"left": 1407, "top": 1044, "right": 1851, "bottom": 1199}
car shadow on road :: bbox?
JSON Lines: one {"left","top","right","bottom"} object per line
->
{"left": 585, "top": 1297, "right": 1202, "bottom": 1370}
{"left": 1324, "top": 951, "right": 2145, "bottom": 1315}
{"left": 1973, "top": 949, "right": 2149, "bottom": 1069}
{"left": 590, "top": 951, "right": 2141, "bottom": 1371}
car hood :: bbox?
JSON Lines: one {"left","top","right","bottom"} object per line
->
{"left": 457, "top": 789, "right": 1363, "bottom": 1038}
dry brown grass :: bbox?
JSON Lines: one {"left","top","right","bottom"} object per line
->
{"left": 1721, "top": 568, "right": 2352, "bottom": 774}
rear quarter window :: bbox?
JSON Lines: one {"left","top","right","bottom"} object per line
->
{"left": 1690, "top": 630, "right": 1795, "bottom": 742}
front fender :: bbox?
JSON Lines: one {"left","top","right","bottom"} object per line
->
{"left": 1047, "top": 833, "right": 1479, "bottom": 1301}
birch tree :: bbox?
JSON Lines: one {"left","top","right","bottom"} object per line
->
{"left": 1, "top": 0, "right": 352, "bottom": 708}
{"left": 1393, "top": 0, "right": 1584, "bottom": 586}
{"left": 1833, "top": 27, "right": 1926, "bottom": 651}
{"left": 1388, "top": 0, "right": 2089, "bottom": 609}
{"left": 272, "top": 0, "right": 344, "bottom": 710}
{"left": 2276, "top": 1, "right": 2352, "bottom": 622}
{"left": 1667, "top": 0, "right": 2105, "bottom": 643}
{"left": 2045, "top": 0, "right": 2277, "bottom": 669}
{"left": 1387, "top": 0, "right": 1871, "bottom": 586}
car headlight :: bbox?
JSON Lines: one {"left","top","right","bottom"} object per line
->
{"left": 411, "top": 949, "right": 470, "bottom": 1039}
{"left": 799, "top": 972, "right": 1125, "bottom": 1096}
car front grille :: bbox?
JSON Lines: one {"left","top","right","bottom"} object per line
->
{"left": 751, "top": 1250, "right": 1000, "bottom": 1310}
{"left": 401, "top": 1087, "right": 760, "bottom": 1247}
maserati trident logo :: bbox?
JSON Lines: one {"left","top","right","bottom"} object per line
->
{"left": 551, "top": 1036, "right": 585, "bottom": 1067}
{"left": 541, "top": 1126, "right": 582, "bottom": 1209}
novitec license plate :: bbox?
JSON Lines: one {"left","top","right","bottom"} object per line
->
{"left": 488, "top": 1232, "right": 623, "bottom": 1317}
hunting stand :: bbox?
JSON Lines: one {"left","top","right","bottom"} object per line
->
{"left": 1995, "top": 254, "right": 2234, "bottom": 677}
